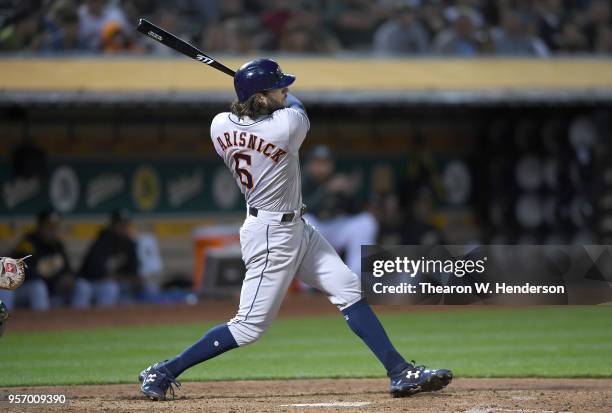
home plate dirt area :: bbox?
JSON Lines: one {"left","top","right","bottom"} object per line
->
{"left": 1, "top": 378, "right": 610, "bottom": 413}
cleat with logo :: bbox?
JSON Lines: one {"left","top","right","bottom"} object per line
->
{"left": 138, "top": 361, "right": 162, "bottom": 383}
{"left": 139, "top": 361, "right": 181, "bottom": 401}
{"left": 389, "top": 362, "right": 452, "bottom": 398}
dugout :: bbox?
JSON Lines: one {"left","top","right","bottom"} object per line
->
{"left": 0, "top": 57, "right": 611, "bottom": 283}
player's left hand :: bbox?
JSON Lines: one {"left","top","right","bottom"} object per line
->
{"left": 0, "top": 255, "right": 31, "bottom": 290}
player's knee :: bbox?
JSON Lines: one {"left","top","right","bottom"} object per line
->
{"left": 227, "top": 319, "right": 269, "bottom": 347}
{"left": 96, "top": 280, "right": 120, "bottom": 307}
{"left": 71, "top": 278, "right": 93, "bottom": 308}
{"left": 30, "top": 279, "right": 49, "bottom": 296}
{"left": 0, "top": 290, "right": 15, "bottom": 311}
{"left": 29, "top": 280, "right": 50, "bottom": 311}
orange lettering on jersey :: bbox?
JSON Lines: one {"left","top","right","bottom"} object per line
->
{"left": 263, "top": 143, "right": 276, "bottom": 157}
{"left": 217, "top": 137, "right": 227, "bottom": 151}
{"left": 256, "top": 138, "right": 264, "bottom": 153}
{"left": 224, "top": 132, "right": 232, "bottom": 147}
{"left": 233, "top": 131, "right": 238, "bottom": 146}
{"left": 247, "top": 134, "right": 257, "bottom": 149}
{"left": 270, "top": 148, "right": 287, "bottom": 162}
{"left": 239, "top": 132, "right": 247, "bottom": 146}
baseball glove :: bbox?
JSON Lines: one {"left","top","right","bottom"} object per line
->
{"left": 0, "top": 255, "right": 31, "bottom": 290}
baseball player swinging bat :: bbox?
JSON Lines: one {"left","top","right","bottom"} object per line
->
{"left": 137, "top": 19, "right": 452, "bottom": 401}
{"left": 136, "top": 19, "right": 235, "bottom": 77}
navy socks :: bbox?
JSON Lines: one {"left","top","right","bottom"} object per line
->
{"left": 342, "top": 299, "right": 410, "bottom": 377}
{"left": 163, "top": 301, "right": 408, "bottom": 379}
{"left": 163, "top": 323, "right": 238, "bottom": 378}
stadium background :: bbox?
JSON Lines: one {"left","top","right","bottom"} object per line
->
{"left": 2, "top": 58, "right": 610, "bottom": 285}
{"left": 0, "top": 1, "right": 611, "bottom": 412}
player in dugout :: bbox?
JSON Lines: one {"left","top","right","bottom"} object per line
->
{"left": 302, "top": 144, "right": 378, "bottom": 275}
{"left": 72, "top": 209, "right": 140, "bottom": 308}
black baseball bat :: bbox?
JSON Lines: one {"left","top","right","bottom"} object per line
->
{"left": 136, "top": 18, "right": 236, "bottom": 77}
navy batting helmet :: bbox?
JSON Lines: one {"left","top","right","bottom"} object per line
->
{"left": 234, "top": 58, "right": 295, "bottom": 102}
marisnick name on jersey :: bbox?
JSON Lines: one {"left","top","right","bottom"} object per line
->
{"left": 215, "top": 131, "right": 287, "bottom": 163}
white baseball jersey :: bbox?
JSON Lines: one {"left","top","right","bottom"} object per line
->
{"left": 210, "top": 108, "right": 310, "bottom": 212}
{"left": 209, "top": 101, "right": 361, "bottom": 348}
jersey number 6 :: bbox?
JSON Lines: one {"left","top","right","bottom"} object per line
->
{"left": 233, "top": 153, "right": 253, "bottom": 189}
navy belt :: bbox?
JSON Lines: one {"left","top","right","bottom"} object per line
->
{"left": 249, "top": 206, "right": 305, "bottom": 223}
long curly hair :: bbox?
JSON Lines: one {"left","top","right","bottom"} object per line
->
{"left": 230, "top": 93, "right": 272, "bottom": 119}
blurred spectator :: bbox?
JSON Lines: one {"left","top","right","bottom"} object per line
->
{"left": 279, "top": 24, "right": 320, "bottom": 53}
{"left": 556, "top": 17, "right": 589, "bottom": 52}
{"left": 260, "top": 0, "right": 295, "bottom": 49}
{"left": 141, "top": 6, "right": 182, "bottom": 55}
{"left": 373, "top": 4, "right": 429, "bottom": 55}
{"left": 101, "top": 20, "right": 144, "bottom": 53}
{"left": 433, "top": 10, "right": 481, "bottom": 56}
{"left": 302, "top": 145, "right": 377, "bottom": 274}
{"left": 0, "top": 1, "right": 608, "bottom": 56}
{"left": 594, "top": 25, "right": 612, "bottom": 54}
{"left": 0, "top": 9, "right": 40, "bottom": 51}
{"left": 217, "top": 0, "right": 247, "bottom": 21}
{"left": 582, "top": 0, "right": 611, "bottom": 51}
{"left": 0, "top": 210, "right": 73, "bottom": 311}
{"left": 199, "top": 0, "right": 267, "bottom": 54}
{"left": 420, "top": 1, "right": 446, "bottom": 41}
{"left": 40, "top": 0, "right": 82, "bottom": 52}
{"left": 444, "top": 1, "right": 485, "bottom": 29}
{"left": 491, "top": 9, "right": 549, "bottom": 56}
{"left": 72, "top": 209, "right": 139, "bottom": 308}
{"left": 534, "top": 0, "right": 565, "bottom": 51}
{"left": 279, "top": 9, "right": 340, "bottom": 53}
{"left": 324, "top": 0, "right": 388, "bottom": 50}
{"left": 78, "top": 0, "right": 128, "bottom": 51}
{"left": 173, "top": 0, "right": 222, "bottom": 26}
{"left": 202, "top": 16, "right": 265, "bottom": 53}
{"left": 121, "top": 0, "right": 158, "bottom": 24}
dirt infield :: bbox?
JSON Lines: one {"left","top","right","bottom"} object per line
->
{"left": 3, "top": 297, "right": 611, "bottom": 412}
{"left": 1, "top": 378, "right": 611, "bottom": 413}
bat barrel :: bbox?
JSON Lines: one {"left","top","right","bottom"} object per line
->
{"left": 137, "top": 18, "right": 236, "bottom": 77}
